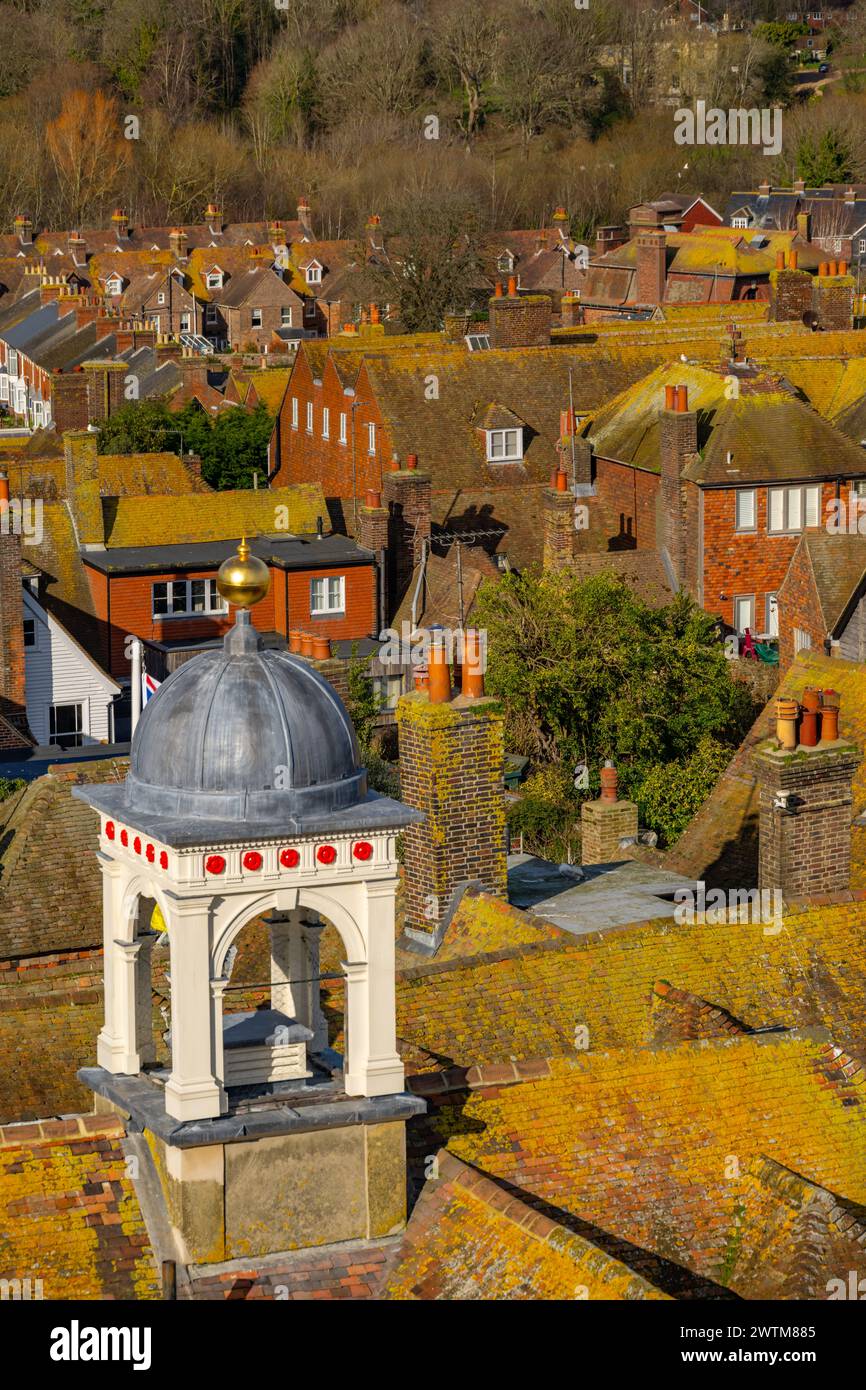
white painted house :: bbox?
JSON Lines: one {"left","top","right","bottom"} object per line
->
{"left": 23, "top": 588, "right": 120, "bottom": 747}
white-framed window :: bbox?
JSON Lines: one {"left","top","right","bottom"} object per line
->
{"left": 766, "top": 592, "right": 779, "bottom": 637}
{"left": 180, "top": 313, "right": 191, "bottom": 333}
{"left": 735, "top": 488, "right": 757, "bottom": 532}
{"left": 367, "top": 423, "right": 376, "bottom": 455}
{"left": 833, "top": 237, "right": 843, "bottom": 253}
{"left": 794, "top": 627, "right": 812, "bottom": 653}
{"left": 732, "top": 216, "right": 749, "bottom": 229}
{"left": 23, "top": 617, "right": 36, "bottom": 648}
{"left": 206, "top": 272, "right": 222, "bottom": 290}
{"left": 306, "top": 401, "right": 313, "bottom": 433}
{"left": 322, "top": 407, "right": 330, "bottom": 439}
{"left": 310, "top": 575, "right": 345, "bottom": 614}
{"left": 339, "top": 412, "right": 347, "bottom": 445}
{"left": 0, "top": 376, "right": 7, "bottom": 402}
{"left": 190, "top": 578, "right": 228, "bottom": 614}
{"left": 205, "top": 304, "right": 218, "bottom": 324}
{"left": 497, "top": 252, "right": 514, "bottom": 273}
{"left": 486, "top": 428, "right": 523, "bottom": 462}
{"left": 768, "top": 484, "right": 820, "bottom": 533}
{"left": 734, "top": 595, "right": 755, "bottom": 634}
{"left": 153, "top": 578, "right": 227, "bottom": 618}
{"left": 50, "top": 702, "right": 84, "bottom": 749}
{"left": 859, "top": 239, "right": 866, "bottom": 255}
{"left": 7, "top": 349, "right": 17, "bottom": 375}
{"left": 153, "top": 580, "right": 189, "bottom": 616}
{"left": 305, "top": 264, "right": 322, "bottom": 285}
{"left": 281, "top": 306, "right": 292, "bottom": 326}
{"left": 251, "top": 308, "right": 263, "bottom": 328}
{"left": 291, "top": 397, "right": 299, "bottom": 430}
{"left": 157, "top": 292, "right": 165, "bottom": 305}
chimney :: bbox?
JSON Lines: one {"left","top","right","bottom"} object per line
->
{"left": 560, "top": 291, "right": 582, "bottom": 328}
{"left": 205, "top": 202, "right": 223, "bottom": 235}
{"left": 356, "top": 488, "right": 388, "bottom": 558}
{"left": 595, "top": 225, "right": 627, "bottom": 257}
{"left": 0, "top": 518, "right": 32, "bottom": 746}
{"left": 635, "top": 226, "right": 666, "bottom": 306}
{"left": 755, "top": 693, "right": 857, "bottom": 899}
{"left": 383, "top": 458, "right": 431, "bottom": 610}
{"left": 845, "top": 187, "right": 856, "bottom": 206}
{"left": 580, "top": 761, "right": 638, "bottom": 865}
{"left": 83, "top": 360, "right": 126, "bottom": 421}
{"left": 268, "top": 217, "right": 284, "bottom": 244}
{"left": 488, "top": 287, "right": 552, "bottom": 348}
{"left": 793, "top": 177, "right": 806, "bottom": 194}
{"left": 64, "top": 430, "right": 104, "bottom": 546}
{"left": 796, "top": 210, "right": 811, "bottom": 241}
{"left": 758, "top": 181, "right": 771, "bottom": 197}
{"left": 297, "top": 199, "right": 313, "bottom": 241}
{"left": 169, "top": 227, "right": 188, "bottom": 260}
{"left": 67, "top": 231, "right": 87, "bottom": 267}
{"left": 812, "top": 260, "right": 855, "bottom": 331}
{"left": 14, "top": 214, "right": 33, "bottom": 247}
{"left": 111, "top": 208, "right": 129, "bottom": 241}
{"left": 658, "top": 383, "right": 697, "bottom": 587}
{"left": 366, "top": 213, "right": 385, "bottom": 256}
{"left": 397, "top": 645, "right": 506, "bottom": 942}
{"left": 770, "top": 255, "right": 811, "bottom": 323}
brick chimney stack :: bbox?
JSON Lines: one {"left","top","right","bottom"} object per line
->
{"left": 111, "top": 208, "right": 129, "bottom": 241}
{"left": 635, "top": 226, "right": 666, "bottom": 306}
{"left": 487, "top": 284, "right": 552, "bottom": 348}
{"left": 0, "top": 494, "right": 33, "bottom": 746}
{"left": 297, "top": 199, "right": 313, "bottom": 241}
{"left": 658, "top": 383, "right": 698, "bottom": 588}
{"left": 67, "top": 231, "right": 87, "bottom": 268}
{"left": 580, "top": 761, "right": 638, "bottom": 865}
{"left": 755, "top": 693, "right": 858, "bottom": 899}
{"left": 64, "top": 430, "right": 104, "bottom": 547}
{"left": 205, "top": 202, "right": 223, "bottom": 235}
{"left": 14, "top": 214, "right": 33, "bottom": 247}
{"left": 397, "top": 641, "right": 507, "bottom": 942}
{"left": 169, "top": 227, "right": 188, "bottom": 260}
{"left": 383, "top": 458, "right": 431, "bottom": 609}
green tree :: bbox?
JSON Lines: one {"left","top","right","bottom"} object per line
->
{"left": 635, "top": 735, "right": 732, "bottom": 846}
{"left": 756, "top": 48, "right": 794, "bottom": 106}
{"left": 97, "top": 397, "right": 274, "bottom": 489}
{"left": 97, "top": 398, "right": 175, "bottom": 454}
{"left": 753, "top": 21, "right": 809, "bottom": 50}
{"left": 472, "top": 569, "right": 757, "bottom": 798}
{"left": 797, "top": 127, "right": 854, "bottom": 184}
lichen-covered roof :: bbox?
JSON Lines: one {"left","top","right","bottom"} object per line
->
{"left": 101, "top": 484, "right": 325, "bottom": 547}
{"left": 380, "top": 1149, "right": 668, "bottom": 1300}
{"left": 0, "top": 1114, "right": 160, "bottom": 1299}
{"left": 794, "top": 532, "right": 866, "bottom": 633}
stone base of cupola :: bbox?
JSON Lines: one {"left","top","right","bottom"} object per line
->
{"left": 82, "top": 1066, "right": 424, "bottom": 1264}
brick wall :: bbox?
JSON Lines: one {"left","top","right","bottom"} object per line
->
{"left": 52, "top": 372, "right": 90, "bottom": 432}
{"left": 0, "top": 529, "right": 28, "bottom": 738}
{"left": 814, "top": 276, "right": 854, "bottom": 331}
{"left": 770, "top": 269, "right": 812, "bottom": 323}
{"left": 397, "top": 692, "right": 507, "bottom": 938}
{"left": 543, "top": 487, "right": 575, "bottom": 570}
{"left": 635, "top": 230, "right": 666, "bottom": 305}
{"left": 755, "top": 741, "right": 857, "bottom": 897}
{"left": 594, "top": 456, "right": 659, "bottom": 550}
{"left": 384, "top": 468, "right": 431, "bottom": 609}
{"left": 488, "top": 294, "right": 552, "bottom": 348}
{"left": 84, "top": 362, "right": 127, "bottom": 421}
{"left": 658, "top": 406, "right": 697, "bottom": 583}
{"left": 777, "top": 542, "right": 825, "bottom": 671}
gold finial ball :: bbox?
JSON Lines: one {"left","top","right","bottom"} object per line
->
{"left": 217, "top": 538, "right": 271, "bottom": 609}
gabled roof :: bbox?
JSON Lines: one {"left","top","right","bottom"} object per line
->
{"left": 787, "top": 532, "right": 866, "bottom": 635}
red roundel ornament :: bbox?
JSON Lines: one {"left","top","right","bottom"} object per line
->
{"left": 243, "top": 850, "right": 263, "bottom": 871}
{"left": 316, "top": 844, "right": 337, "bottom": 865}
{"left": 145, "top": 844, "right": 155, "bottom": 863}
{"left": 353, "top": 841, "right": 373, "bottom": 861}
{"left": 133, "top": 836, "right": 142, "bottom": 856}
{"left": 105, "top": 821, "right": 116, "bottom": 841}
{"left": 206, "top": 854, "right": 226, "bottom": 875}
{"left": 120, "top": 829, "right": 128, "bottom": 847}
{"left": 159, "top": 851, "right": 169, "bottom": 870}
{"left": 280, "top": 848, "right": 300, "bottom": 869}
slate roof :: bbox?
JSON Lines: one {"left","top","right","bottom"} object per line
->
{"left": 789, "top": 533, "right": 866, "bottom": 634}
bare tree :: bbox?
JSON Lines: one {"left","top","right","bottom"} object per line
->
{"left": 430, "top": 1, "right": 501, "bottom": 142}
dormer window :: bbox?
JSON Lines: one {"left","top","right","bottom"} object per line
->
{"left": 206, "top": 270, "right": 224, "bottom": 290}
{"left": 105, "top": 276, "right": 123, "bottom": 296}
{"left": 497, "top": 252, "right": 515, "bottom": 273}
{"left": 305, "top": 261, "right": 323, "bottom": 285}
{"left": 486, "top": 428, "right": 523, "bottom": 462}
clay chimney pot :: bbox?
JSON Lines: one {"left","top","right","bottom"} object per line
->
{"left": 600, "top": 760, "right": 618, "bottom": 803}
{"left": 676, "top": 384, "right": 688, "bottom": 413}
{"left": 664, "top": 384, "right": 676, "bottom": 410}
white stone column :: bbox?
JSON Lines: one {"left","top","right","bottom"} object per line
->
{"left": 343, "top": 879, "right": 404, "bottom": 1098}
{"left": 96, "top": 857, "right": 141, "bottom": 1075}
{"left": 209, "top": 976, "right": 229, "bottom": 1116}
{"left": 268, "top": 911, "right": 327, "bottom": 1049}
{"left": 134, "top": 926, "right": 159, "bottom": 1067}
{"left": 164, "top": 897, "right": 223, "bottom": 1122}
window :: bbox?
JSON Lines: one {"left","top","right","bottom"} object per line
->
{"left": 367, "top": 423, "right": 376, "bottom": 455}
{"left": 497, "top": 253, "right": 514, "bottom": 273}
{"left": 23, "top": 617, "right": 35, "bottom": 647}
{"left": 157, "top": 292, "right": 165, "bottom": 305}
{"left": 305, "top": 264, "right": 322, "bottom": 285}
{"left": 251, "top": 308, "right": 263, "bottom": 329}
{"left": 732, "top": 216, "right": 749, "bottom": 229}
{"left": 304, "top": 302, "right": 316, "bottom": 319}
{"left": 339, "top": 412, "right": 347, "bottom": 445}
{"left": 306, "top": 401, "right": 313, "bottom": 433}
{"left": 291, "top": 397, "right": 299, "bottom": 430}
{"left": 190, "top": 579, "right": 228, "bottom": 614}
{"left": 766, "top": 592, "right": 779, "bottom": 637}
{"left": 206, "top": 272, "right": 222, "bottom": 290}
{"left": 486, "top": 428, "right": 523, "bottom": 463}
{"left": 859, "top": 239, "right": 866, "bottom": 256}
{"left": 794, "top": 627, "right": 812, "bottom": 653}
{"left": 152, "top": 580, "right": 189, "bottom": 617}
{"left": 322, "top": 407, "right": 330, "bottom": 439}
{"left": 0, "top": 376, "right": 7, "bottom": 402}
{"left": 281, "top": 306, "right": 292, "bottom": 327}
{"left": 310, "top": 575, "right": 345, "bottom": 614}
{"left": 50, "top": 702, "right": 84, "bottom": 750}
{"left": 153, "top": 579, "right": 226, "bottom": 618}
{"left": 735, "top": 488, "right": 756, "bottom": 532}
{"left": 180, "top": 313, "right": 191, "bottom": 333}
{"left": 734, "top": 596, "right": 755, "bottom": 635}
{"left": 206, "top": 304, "right": 218, "bottom": 325}
{"left": 768, "top": 485, "right": 820, "bottom": 533}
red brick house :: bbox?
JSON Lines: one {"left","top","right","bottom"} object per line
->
{"left": 777, "top": 532, "right": 866, "bottom": 670}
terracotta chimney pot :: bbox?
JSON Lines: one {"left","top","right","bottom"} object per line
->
{"left": 788, "top": 250, "right": 798, "bottom": 270}
{"left": 775, "top": 251, "right": 785, "bottom": 270}
{"left": 599, "top": 760, "right": 618, "bottom": 803}
{"left": 507, "top": 275, "right": 518, "bottom": 296}
{"left": 555, "top": 468, "right": 568, "bottom": 493}
{"left": 370, "top": 303, "right": 380, "bottom": 325}
{"left": 775, "top": 697, "right": 800, "bottom": 751}
{"left": 494, "top": 281, "right": 503, "bottom": 298}
{"left": 800, "top": 688, "right": 820, "bottom": 747}
{"left": 406, "top": 453, "right": 418, "bottom": 470}
{"left": 427, "top": 636, "right": 452, "bottom": 705}
{"left": 829, "top": 260, "right": 838, "bottom": 276}
{"left": 676, "top": 384, "right": 688, "bottom": 413}
{"left": 461, "top": 630, "right": 485, "bottom": 699}
{"left": 365, "top": 488, "right": 381, "bottom": 509}
{"left": 820, "top": 689, "right": 840, "bottom": 742}
{"left": 819, "top": 262, "right": 829, "bottom": 277}
{"left": 839, "top": 260, "right": 848, "bottom": 276}
{"left": 0, "top": 472, "right": 9, "bottom": 511}
{"left": 664, "top": 384, "right": 676, "bottom": 410}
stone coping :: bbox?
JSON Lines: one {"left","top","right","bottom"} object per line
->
{"left": 78, "top": 1066, "right": 426, "bottom": 1149}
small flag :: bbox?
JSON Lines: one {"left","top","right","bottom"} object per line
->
{"left": 142, "top": 671, "right": 161, "bottom": 704}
